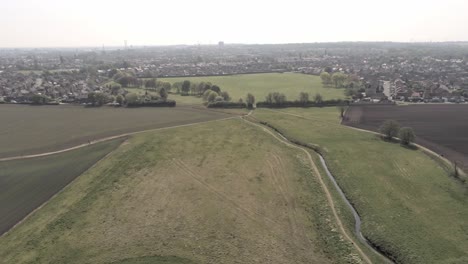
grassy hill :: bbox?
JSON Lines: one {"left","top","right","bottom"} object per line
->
{"left": 0, "top": 119, "right": 364, "bottom": 264}
{"left": 252, "top": 108, "right": 468, "bottom": 264}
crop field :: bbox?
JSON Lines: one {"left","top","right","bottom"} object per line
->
{"left": 161, "top": 72, "right": 345, "bottom": 103}
{"left": 344, "top": 104, "right": 468, "bottom": 171}
{"left": 252, "top": 108, "right": 468, "bottom": 264}
{"left": 0, "top": 139, "right": 123, "bottom": 236}
{"left": 0, "top": 119, "right": 365, "bottom": 264}
{"left": 0, "top": 104, "right": 231, "bottom": 158}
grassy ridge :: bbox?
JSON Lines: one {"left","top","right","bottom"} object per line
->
{"left": 0, "top": 119, "right": 364, "bottom": 264}
{"left": 252, "top": 108, "right": 468, "bottom": 264}
{"left": 161, "top": 73, "right": 345, "bottom": 102}
{"left": 0, "top": 138, "right": 124, "bottom": 236}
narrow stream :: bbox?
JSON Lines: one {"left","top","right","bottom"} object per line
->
{"left": 318, "top": 154, "right": 394, "bottom": 263}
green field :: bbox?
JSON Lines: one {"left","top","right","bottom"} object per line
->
{"left": 0, "top": 139, "right": 123, "bottom": 236}
{"left": 0, "top": 104, "right": 230, "bottom": 158}
{"left": 252, "top": 108, "right": 468, "bottom": 264}
{"left": 161, "top": 73, "right": 345, "bottom": 103}
{"left": 0, "top": 119, "right": 366, "bottom": 264}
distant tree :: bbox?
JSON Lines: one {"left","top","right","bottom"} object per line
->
{"left": 324, "top": 66, "right": 333, "bottom": 73}
{"left": 238, "top": 98, "right": 244, "bottom": 104}
{"left": 265, "top": 93, "right": 274, "bottom": 104}
{"left": 116, "top": 95, "right": 124, "bottom": 105}
{"left": 162, "top": 82, "right": 172, "bottom": 92}
{"left": 207, "top": 92, "right": 218, "bottom": 102}
{"left": 220, "top": 91, "right": 231, "bottom": 101}
{"left": 332, "top": 72, "right": 347, "bottom": 88}
{"left": 271, "top": 92, "right": 286, "bottom": 105}
{"left": 87, "top": 92, "right": 96, "bottom": 105}
{"left": 203, "top": 90, "right": 218, "bottom": 101}
{"left": 204, "top": 82, "right": 212, "bottom": 93}
{"left": 145, "top": 78, "right": 157, "bottom": 89}
{"left": 125, "top": 93, "right": 140, "bottom": 105}
{"left": 181, "top": 80, "right": 191, "bottom": 95}
{"left": 320, "top": 72, "right": 331, "bottom": 86}
{"left": 159, "top": 87, "right": 168, "bottom": 100}
{"left": 31, "top": 94, "right": 49, "bottom": 105}
{"left": 379, "top": 120, "right": 400, "bottom": 140}
{"left": 214, "top": 96, "right": 224, "bottom": 102}
{"left": 246, "top": 93, "right": 255, "bottom": 108}
{"left": 211, "top": 85, "right": 221, "bottom": 93}
{"left": 111, "top": 84, "right": 122, "bottom": 95}
{"left": 338, "top": 105, "right": 348, "bottom": 118}
{"left": 299, "top": 92, "right": 309, "bottom": 104}
{"left": 399, "top": 127, "right": 415, "bottom": 146}
{"left": 314, "top": 93, "right": 323, "bottom": 104}
{"left": 94, "top": 93, "right": 108, "bottom": 106}
{"left": 108, "top": 69, "right": 118, "bottom": 78}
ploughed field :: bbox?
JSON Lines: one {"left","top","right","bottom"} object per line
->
{"left": 343, "top": 104, "right": 468, "bottom": 171}
{"left": 0, "top": 104, "right": 231, "bottom": 158}
{"left": 0, "top": 139, "right": 124, "bottom": 236}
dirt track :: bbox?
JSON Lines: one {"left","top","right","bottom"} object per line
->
{"left": 0, "top": 116, "right": 235, "bottom": 162}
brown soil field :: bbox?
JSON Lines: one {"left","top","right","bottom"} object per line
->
{"left": 344, "top": 104, "right": 468, "bottom": 171}
{"left": 0, "top": 104, "right": 232, "bottom": 158}
{"left": 0, "top": 139, "right": 124, "bottom": 236}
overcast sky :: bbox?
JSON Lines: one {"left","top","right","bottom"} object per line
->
{"left": 1, "top": 0, "right": 468, "bottom": 47}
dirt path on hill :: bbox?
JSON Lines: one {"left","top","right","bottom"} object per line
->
{"left": 242, "top": 117, "right": 374, "bottom": 264}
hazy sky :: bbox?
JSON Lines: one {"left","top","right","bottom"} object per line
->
{"left": 1, "top": 0, "right": 468, "bottom": 47}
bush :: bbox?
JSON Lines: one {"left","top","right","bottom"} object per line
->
{"left": 379, "top": 120, "right": 400, "bottom": 140}
{"left": 399, "top": 127, "right": 415, "bottom": 145}
{"left": 207, "top": 101, "right": 246, "bottom": 108}
{"left": 127, "top": 99, "right": 176, "bottom": 107}
{"left": 256, "top": 99, "right": 345, "bottom": 108}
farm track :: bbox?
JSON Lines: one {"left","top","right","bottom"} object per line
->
{"left": 242, "top": 116, "right": 377, "bottom": 264}
{"left": 0, "top": 116, "right": 236, "bottom": 162}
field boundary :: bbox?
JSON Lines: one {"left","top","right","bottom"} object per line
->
{"left": 0, "top": 116, "right": 236, "bottom": 162}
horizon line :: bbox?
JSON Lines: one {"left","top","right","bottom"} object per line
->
{"left": 2, "top": 40, "right": 468, "bottom": 50}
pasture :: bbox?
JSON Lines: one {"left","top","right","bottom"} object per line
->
{"left": 0, "top": 138, "right": 123, "bottom": 236}
{"left": 161, "top": 72, "right": 345, "bottom": 103}
{"left": 0, "top": 104, "right": 231, "bottom": 158}
{"left": 0, "top": 119, "right": 365, "bottom": 264}
{"left": 252, "top": 108, "right": 468, "bottom": 264}
{"left": 344, "top": 104, "right": 468, "bottom": 172}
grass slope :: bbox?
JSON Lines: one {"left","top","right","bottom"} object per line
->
{"left": 252, "top": 108, "right": 468, "bottom": 264}
{"left": 161, "top": 73, "right": 345, "bottom": 102}
{"left": 0, "top": 139, "right": 124, "bottom": 236}
{"left": 0, "top": 119, "right": 363, "bottom": 264}
{"left": 0, "top": 104, "right": 230, "bottom": 158}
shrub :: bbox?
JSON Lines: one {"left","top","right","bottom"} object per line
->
{"left": 379, "top": 120, "right": 400, "bottom": 140}
{"left": 127, "top": 99, "right": 176, "bottom": 107}
{"left": 207, "top": 92, "right": 218, "bottom": 102}
{"left": 207, "top": 101, "right": 246, "bottom": 108}
{"left": 246, "top": 93, "right": 255, "bottom": 109}
{"left": 399, "top": 127, "right": 415, "bottom": 145}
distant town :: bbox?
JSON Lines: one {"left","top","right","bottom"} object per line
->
{"left": 1, "top": 42, "right": 468, "bottom": 104}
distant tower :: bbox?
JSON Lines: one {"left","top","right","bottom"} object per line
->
{"left": 218, "top": 41, "right": 224, "bottom": 47}
{"left": 124, "top": 40, "right": 128, "bottom": 50}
